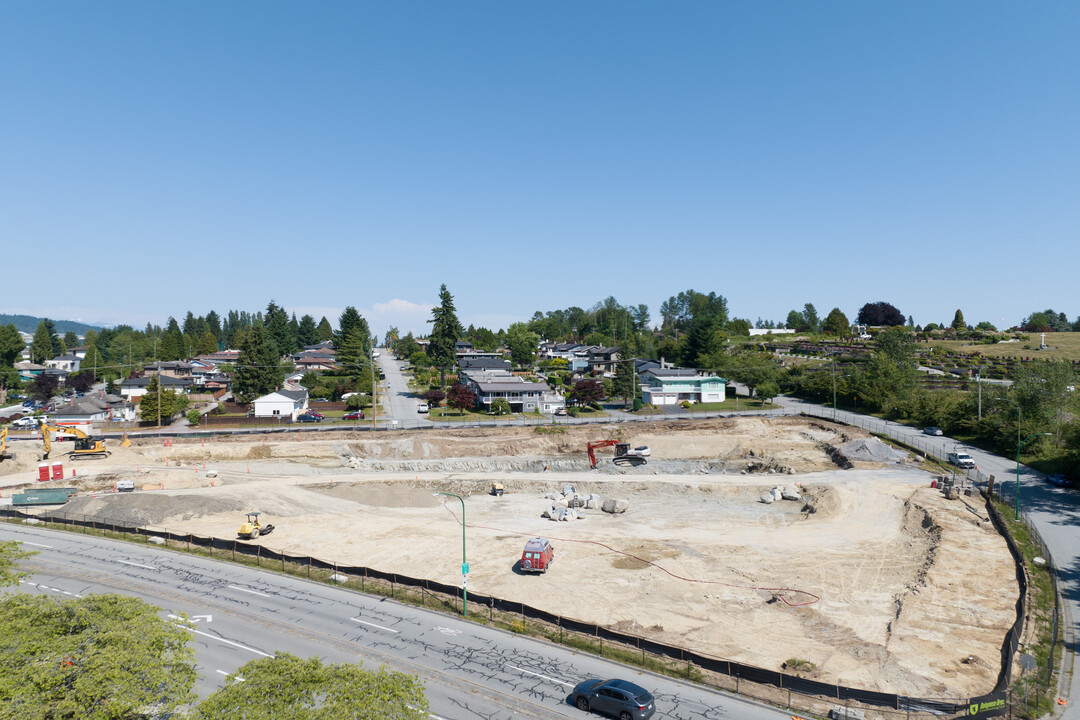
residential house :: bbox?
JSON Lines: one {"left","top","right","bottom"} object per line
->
{"left": 455, "top": 340, "right": 474, "bottom": 354}
{"left": 251, "top": 388, "right": 309, "bottom": 420}
{"left": 640, "top": 368, "right": 727, "bottom": 406}
{"left": 458, "top": 356, "right": 512, "bottom": 373}
{"left": 51, "top": 393, "right": 137, "bottom": 427}
{"left": 45, "top": 355, "right": 82, "bottom": 373}
{"left": 294, "top": 354, "right": 338, "bottom": 372}
{"left": 14, "top": 362, "right": 45, "bottom": 380}
{"left": 586, "top": 347, "right": 621, "bottom": 376}
{"left": 118, "top": 374, "right": 193, "bottom": 400}
{"left": 459, "top": 369, "right": 559, "bottom": 413}
{"left": 194, "top": 350, "right": 240, "bottom": 365}
{"left": 144, "top": 361, "right": 193, "bottom": 379}
{"left": 544, "top": 342, "right": 585, "bottom": 361}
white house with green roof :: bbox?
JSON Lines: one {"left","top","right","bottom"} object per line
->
{"left": 640, "top": 368, "right": 726, "bottom": 406}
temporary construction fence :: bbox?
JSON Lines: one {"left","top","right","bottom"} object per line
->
{"left": 796, "top": 405, "right": 1062, "bottom": 716}
{"left": 2, "top": 506, "right": 985, "bottom": 718}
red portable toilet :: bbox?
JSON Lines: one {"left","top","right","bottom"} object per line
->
{"left": 38, "top": 464, "right": 50, "bottom": 482}
{"left": 51, "top": 462, "right": 63, "bottom": 480}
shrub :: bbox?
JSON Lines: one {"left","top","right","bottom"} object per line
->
{"left": 632, "top": 398, "right": 642, "bottom": 412}
{"left": 186, "top": 410, "right": 202, "bottom": 426}
{"left": 680, "top": 400, "right": 693, "bottom": 409}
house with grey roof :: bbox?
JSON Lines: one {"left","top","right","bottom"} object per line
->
{"left": 45, "top": 355, "right": 82, "bottom": 373}
{"left": 459, "top": 369, "right": 563, "bottom": 413}
{"left": 252, "top": 388, "right": 309, "bottom": 420}
{"left": 119, "top": 374, "right": 193, "bottom": 400}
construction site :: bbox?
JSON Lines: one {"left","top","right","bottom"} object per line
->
{"left": 0, "top": 416, "right": 1018, "bottom": 701}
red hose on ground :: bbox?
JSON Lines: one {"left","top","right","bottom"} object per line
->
{"left": 437, "top": 501, "right": 820, "bottom": 607}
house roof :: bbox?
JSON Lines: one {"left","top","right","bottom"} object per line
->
{"left": 50, "top": 355, "right": 82, "bottom": 362}
{"left": 458, "top": 357, "right": 510, "bottom": 369}
{"left": 120, "top": 375, "right": 191, "bottom": 388}
{"left": 145, "top": 361, "right": 192, "bottom": 370}
{"left": 275, "top": 388, "right": 309, "bottom": 401}
{"left": 475, "top": 381, "right": 551, "bottom": 393}
{"left": 15, "top": 362, "right": 44, "bottom": 370}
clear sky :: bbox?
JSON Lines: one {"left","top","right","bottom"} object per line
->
{"left": 2, "top": 2, "right": 1077, "bottom": 336}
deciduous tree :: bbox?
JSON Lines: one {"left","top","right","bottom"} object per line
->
{"left": 192, "top": 653, "right": 427, "bottom": 720}
{"left": 0, "top": 593, "right": 197, "bottom": 718}
{"left": 446, "top": 383, "right": 476, "bottom": 414}
{"left": 569, "top": 379, "right": 604, "bottom": 406}
{"left": 489, "top": 398, "right": 511, "bottom": 415}
{"left": 856, "top": 301, "right": 905, "bottom": 327}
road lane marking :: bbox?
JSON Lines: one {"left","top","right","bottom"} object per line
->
{"left": 189, "top": 628, "right": 271, "bottom": 657}
{"left": 117, "top": 560, "right": 156, "bottom": 570}
{"left": 216, "top": 669, "right": 246, "bottom": 682}
{"left": 228, "top": 585, "right": 271, "bottom": 598}
{"left": 350, "top": 617, "right": 400, "bottom": 634}
{"left": 22, "top": 541, "right": 53, "bottom": 548}
{"left": 506, "top": 664, "right": 573, "bottom": 687}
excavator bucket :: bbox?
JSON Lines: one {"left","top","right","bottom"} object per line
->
{"left": 121, "top": 433, "right": 131, "bottom": 448}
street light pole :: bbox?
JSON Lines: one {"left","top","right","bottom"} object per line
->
{"left": 434, "top": 491, "right": 468, "bottom": 617}
{"left": 831, "top": 353, "right": 837, "bottom": 421}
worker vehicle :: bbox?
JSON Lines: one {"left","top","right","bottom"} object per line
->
{"left": 586, "top": 440, "right": 650, "bottom": 469}
{"left": 0, "top": 427, "right": 13, "bottom": 462}
{"left": 946, "top": 452, "right": 976, "bottom": 469}
{"left": 237, "top": 512, "right": 275, "bottom": 539}
{"left": 520, "top": 537, "right": 554, "bottom": 573}
{"left": 115, "top": 480, "right": 135, "bottom": 492}
{"left": 491, "top": 482, "right": 505, "bottom": 496}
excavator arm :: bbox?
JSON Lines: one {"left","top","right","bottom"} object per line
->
{"left": 586, "top": 440, "right": 621, "bottom": 469}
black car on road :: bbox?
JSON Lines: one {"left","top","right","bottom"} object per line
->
{"left": 572, "top": 678, "right": 655, "bottom": 720}
{"left": 296, "top": 414, "right": 323, "bottom": 423}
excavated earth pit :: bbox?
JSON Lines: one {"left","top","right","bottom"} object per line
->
{"left": 2, "top": 417, "right": 1018, "bottom": 699}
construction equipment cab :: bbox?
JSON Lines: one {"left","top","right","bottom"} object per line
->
{"left": 521, "top": 537, "right": 554, "bottom": 573}
{"left": 69, "top": 427, "right": 110, "bottom": 460}
{"left": 237, "top": 512, "right": 275, "bottom": 539}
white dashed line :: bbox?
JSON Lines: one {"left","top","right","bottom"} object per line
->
{"left": 506, "top": 664, "right": 573, "bottom": 687}
{"left": 22, "top": 541, "right": 53, "bottom": 548}
{"left": 216, "top": 669, "right": 246, "bottom": 682}
{"left": 350, "top": 617, "right": 400, "bottom": 634}
{"left": 227, "top": 585, "right": 271, "bottom": 598}
{"left": 188, "top": 628, "right": 270, "bottom": 657}
{"left": 117, "top": 560, "right": 156, "bottom": 570}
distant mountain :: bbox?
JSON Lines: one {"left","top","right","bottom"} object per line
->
{"left": 0, "top": 314, "right": 103, "bottom": 336}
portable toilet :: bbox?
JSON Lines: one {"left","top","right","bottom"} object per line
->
{"left": 38, "top": 464, "right": 50, "bottom": 482}
{"left": 51, "top": 462, "right": 63, "bottom": 480}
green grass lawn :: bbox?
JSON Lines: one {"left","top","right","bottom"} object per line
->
{"left": 929, "top": 331, "right": 1080, "bottom": 362}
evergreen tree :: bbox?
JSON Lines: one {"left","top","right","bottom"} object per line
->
{"left": 138, "top": 376, "right": 190, "bottom": 424}
{"left": 196, "top": 331, "right": 218, "bottom": 355}
{"left": 234, "top": 324, "right": 285, "bottom": 401}
{"left": 63, "top": 331, "right": 79, "bottom": 350}
{"left": 951, "top": 309, "right": 966, "bottom": 330}
{"left": 427, "top": 284, "right": 463, "bottom": 384}
{"left": 31, "top": 321, "right": 54, "bottom": 363}
{"left": 316, "top": 317, "right": 334, "bottom": 342}
{"left": 43, "top": 319, "right": 60, "bottom": 357}
{"left": 206, "top": 310, "right": 223, "bottom": 341}
{"left": 802, "top": 303, "right": 820, "bottom": 333}
{"left": 0, "top": 324, "right": 24, "bottom": 367}
{"left": 613, "top": 359, "right": 637, "bottom": 403}
{"left": 297, "top": 315, "right": 318, "bottom": 347}
{"left": 159, "top": 318, "right": 185, "bottom": 361}
{"left": 822, "top": 308, "right": 850, "bottom": 335}
{"left": 265, "top": 301, "right": 297, "bottom": 356}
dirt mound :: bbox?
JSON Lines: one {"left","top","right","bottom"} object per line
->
{"left": 50, "top": 494, "right": 247, "bottom": 527}
{"left": 839, "top": 437, "right": 908, "bottom": 464}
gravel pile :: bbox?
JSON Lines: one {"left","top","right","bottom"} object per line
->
{"left": 839, "top": 438, "right": 907, "bottom": 464}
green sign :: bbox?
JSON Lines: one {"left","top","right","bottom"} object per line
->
{"left": 967, "top": 692, "right": 1006, "bottom": 718}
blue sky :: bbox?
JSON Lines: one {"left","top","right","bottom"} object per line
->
{"left": 2, "top": 2, "right": 1077, "bottom": 336}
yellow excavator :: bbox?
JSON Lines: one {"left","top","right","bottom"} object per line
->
{"left": 237, "top": 512, "right": 275, "bottom": 540}
{"left": 42, "top": 425, "right": 111, "bottom": 461}
{"left": 0, "top": 427, "right": 13, "bottom": 462}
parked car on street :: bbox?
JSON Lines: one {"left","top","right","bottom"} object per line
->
{"left": 343, "top": 411, "right": 365, "bottom": 420}
{"left": 554, "top": 407, "right": 567, "bottom": 416}
{"left": 923, "top": 427, "right": 943, "bottom": 436}
{"left": 296, "top": 414, "right": 323, "bottom": 423}
{"left": 946, "top": 451, "right": 976, "bottom": 469}
{"left": 417, "top": 403, "right": 429, "bottom": 413}
{"left": 572, "top": 678, "right": 656, "bottom": 720}
{"left": 1047, "top": 473, "right": 1069, "bottom": 487}
{"left": 11, "top": 416, "right": 38, "bottom": 429}
{"left": 305, "top": 411, "right": 325, "bottom": 419}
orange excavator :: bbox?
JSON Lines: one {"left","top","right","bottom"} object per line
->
{"left": 586, "top": 439, "right": 651, "bottom": 469}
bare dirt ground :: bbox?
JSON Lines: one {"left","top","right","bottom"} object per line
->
{"left": 0, "top": 418, "right": 1017, "bottom": 698}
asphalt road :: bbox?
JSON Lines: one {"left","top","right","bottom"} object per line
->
{"left": 773, "top": 395, "right": 1079, "bottom": 712}
{"left": 1, "top": 523, "right": 790, "bottom": 720}
{"left": 378, "top": 350, "right": 434, "bottom": 428}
